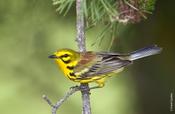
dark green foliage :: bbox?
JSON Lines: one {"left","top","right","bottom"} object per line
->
{"left": 139, "top": 0, "right": 156, "bottom": 13}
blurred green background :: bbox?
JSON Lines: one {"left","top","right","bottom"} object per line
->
{"left": 0, "top": 0, "right": 175, "bottom": 114}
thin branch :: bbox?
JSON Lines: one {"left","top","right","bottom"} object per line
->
{"left": 76, "top": 0, "right": 91, "bottom": 114}
{"left": 43, "top": 95, "right": 55, "bottom": 108}
{"left": 79, "top": 83, "right": 91, "bottom": 114}
{"left": 43, "top": 86, "right": 80, "bottom": 114}
{"left": 76, "top": 0, "right": 86, "bottom": 52}
{"left": 44, "top": 0, "right": 91, "bottom": 114}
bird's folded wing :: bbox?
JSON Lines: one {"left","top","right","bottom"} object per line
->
{"left": 74, "top": 52, "right": 132, "bottom": 79}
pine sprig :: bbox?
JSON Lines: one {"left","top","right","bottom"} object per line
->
{"left": 53, "top": 0, "right": 157, "bottom": 48}
{"left": 53, "top": 0, "right": 118, "bottom": 25}
{"left": 53, "top": 0, "right": 75, "bottom": 16}
{"left": 53, "top": 0, "right": 156, "bottom": 24}
{"left": 139, "top": 0, "right": 156, "bottom": 12}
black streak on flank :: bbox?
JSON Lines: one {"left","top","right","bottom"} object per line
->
{"left": 69, "top": 72, "right": 76, "bottom": 77}
{"left": 67, "top": 66, "right": 74, "bottom": 70}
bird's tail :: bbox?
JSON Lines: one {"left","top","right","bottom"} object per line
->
{"left": 128, "top": 45, "right": 162, "bottom": 61}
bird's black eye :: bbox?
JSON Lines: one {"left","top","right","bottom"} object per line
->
{"left": 60, "top": 54, "right": 70, "bottom": 58}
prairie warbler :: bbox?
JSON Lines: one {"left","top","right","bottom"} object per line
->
{"left": 49, "top": 45, "right": 161, "bottom": 88}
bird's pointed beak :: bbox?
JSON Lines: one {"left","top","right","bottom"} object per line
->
{"left": 48, "top": 54, "right": 58, "bottom": 59}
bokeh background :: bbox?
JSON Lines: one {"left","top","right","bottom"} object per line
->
{"left": 0, "top": 0, "right": 175, "bottom": 114}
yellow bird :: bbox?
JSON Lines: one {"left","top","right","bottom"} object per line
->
{"left": 49, "top": 45, "right": 162, "bottom": 88}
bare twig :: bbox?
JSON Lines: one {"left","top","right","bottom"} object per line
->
{"left": 44, "top": 0, "right": 91, "bottom": 114}
{"left": 76, "top": 0, "right": 86, "bottom": 52}
{"left": 43, "top": 95, "right": 55, "bottom": 107}
{"left": 79, "top": 83, "right": 91, "bottom": 114}
{"left": 43, "top": 86, "right": 80, "bottom": 114}
{"left": 76, "top": 0, "right": 91, "bottom": 114}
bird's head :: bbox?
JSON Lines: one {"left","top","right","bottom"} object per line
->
{"left": 49, "top": 49, "right": 80, "bottom": 64}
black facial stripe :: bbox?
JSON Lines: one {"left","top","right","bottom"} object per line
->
{"left": 61, "top": 59, "right": 71, "bottom": 64}
{"left": 67, "top": 66, "right": 74, "bottom": 70}
{"left": 69, "top": 72, "right": 76, "bottom": 76}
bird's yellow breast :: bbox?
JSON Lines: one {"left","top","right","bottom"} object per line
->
{"left": 55, "top": 59, "right": 78, "bottom": 80}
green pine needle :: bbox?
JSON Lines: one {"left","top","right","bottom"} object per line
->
{"left": 52, "top": 0, "right": 157, "bottom": 49}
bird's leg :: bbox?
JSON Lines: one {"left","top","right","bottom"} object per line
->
{"left": 89, "top": 77, "right": 106, "bottom": 90}
{"left": 89, "top": 81, "right": 105, "bottom": 90}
